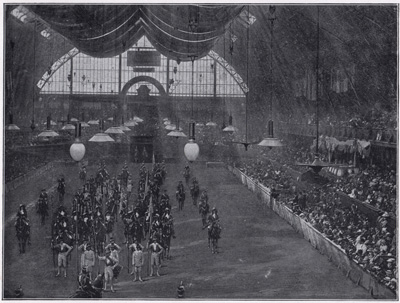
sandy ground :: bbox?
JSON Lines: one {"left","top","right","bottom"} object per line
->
{"left": 3, "top": 161, "right": 371, "bottom": 299}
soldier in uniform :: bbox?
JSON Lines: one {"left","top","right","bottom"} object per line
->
{"left": 104, "top": 212, "right": 114, "bottom": 246}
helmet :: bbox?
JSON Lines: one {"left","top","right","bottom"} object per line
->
{"left": 212, "top": 207, "right": 217, "bottom": 212}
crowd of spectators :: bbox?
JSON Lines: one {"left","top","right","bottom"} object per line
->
{"left": 234, "top": 150, "right": 397, "bottom": 292}
{"left": 333, "top": 164, "right": 396, "bottom": 214}
{"left": 278, "top": 105, "right": 397, "bottom": 131}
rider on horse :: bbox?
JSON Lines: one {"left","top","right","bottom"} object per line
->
{"left": 177, "top": 181, "right": 184, "bottom": 195}
{"left": 205, "top": 208, "right": 221, "bottom": 252}
{"left": 161, "top": 208, "right": 175, "bottom": 238}
{"left": 183, "top": 165, "right": 190, "bottom": 184}
{"left": 17, "top": 204, "right": 28, "bottom": 219}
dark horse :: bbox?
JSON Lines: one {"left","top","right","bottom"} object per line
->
{"left": 36, "top": 198, "right": 49, "bottom": 225}
{"left": 70, "top": 273, "right": 104, "bottom": 298}
{"left": 190, "top": 181, "right": 200, "bottom": 206}
{"left": 183, "top": 168, "right": 190, "bottom": 185}
{"left": 208, "top": 222, "right": 221, "bottom": 254}
{"left": 15, "top": 217, "right": 30, "bottom": 254}
{"left": 176, "top": 190, "right": 185, "bottom": 211}
{"left": 120, "top": 168, "right": 130, "bottom": 188}
{"left": 57, "top": 178, "right": 65, "bottom": 203}
{"left": 79, "top": 167, "right": 87, "bottom": 184}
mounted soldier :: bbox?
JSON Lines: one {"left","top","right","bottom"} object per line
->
{"left": 183, "top": 164, "right": 190, "bottom": 185}
{"left": 16, "top": 204, "right": 28, "bottom": 219}
{"left": 205, "top": 207, "right": 221, "bottom": 253}
{"left": 57, "top": 175, "right": 66, "bottom": 203}
{"left": 104, "top": 212, "right": 114, "bottom": 244}
{"left": 37, "top": 189, "right": 49, "bottom": 225}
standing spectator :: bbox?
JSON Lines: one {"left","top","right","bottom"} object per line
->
{"left": 131, "top": 245, "right": 144, "bottom": 282}
{"left": 129, "top": 239, "right": 144, "bottom": 252}
{"left": 54, "top": 239, "right": 73, "bottom": 278}
{"left": 98, "top": 249, "right": 118, "bottom": 293}
{"left": 104, "top": 212, "right": 114, "bottom": 244}
{"left": 79, "top": 242, "right": 95, "bottom": 280}
{"left": 148, "top": 238, "right": 164, "bottom": 277}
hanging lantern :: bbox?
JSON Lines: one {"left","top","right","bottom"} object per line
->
{"left": 70, "top": 123, "right": 86, "bottom": 161}
{"left": 89, "top": 132, "right": 115, "bottom": 142}
{"left": 70, "top": 139, "right": 86, "bottom": 161}
{"left": 38, "top": 115, "right": 59, "bottom": 137}
{"left": 62, "top": 123, "right": 75, "bottom": 130}
{"left": 223, "top": 115, "right": 238, "bottom": 133}
{"left": 167, "top": 130, "right": 186, "bottom": 138}
{"left": 133, "top": 116, "right": 144, "bottom": 123}
{"left": 165, "top": 124, "right": 176, "bottom": 131}
{"left": 105, "top": 126, "right": 124, "bottom": 134}
{"left": 184, "top": 122, "right": 199, "bottom": 162}
{"left": 124, "top": 120, "right": 138, "bottom": 127}
{"left": 89, "top": 120, "right": 115, "bottom": 142}
{"left": 5, "top": 114, "right": 20, "bottom": 131}
{"left": 258, "top": 120, "right": 284, "bottom": 149}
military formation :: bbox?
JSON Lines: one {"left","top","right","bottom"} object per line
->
{"left": 14, "top": 160, "right": 222, "bottom": 297}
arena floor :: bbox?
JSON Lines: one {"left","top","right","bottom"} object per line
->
{"left": 3, "top": 161, "right": 372, "bottom": 299}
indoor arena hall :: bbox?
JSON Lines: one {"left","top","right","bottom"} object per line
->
{"left": 3, "top": 4, "right": 397, "bottom": 300}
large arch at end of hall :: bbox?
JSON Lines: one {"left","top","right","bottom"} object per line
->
{"left": 120, "top": 76, "right": 167, "bottom": 97}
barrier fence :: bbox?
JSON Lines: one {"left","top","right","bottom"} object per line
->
{"left": 227, "top": 165, "right": 396, "bottom": 299}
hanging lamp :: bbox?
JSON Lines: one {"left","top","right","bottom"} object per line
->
{"left": 88, "top": 83, "right": 99, "bottom": 125}
{"left": 165, "top": 124, "right": 176, "bottom": 131}
{"left": 62, "top": 113, "right": 75, "bottom": 130}
{"left": 168, "top": 118, "right": 186, "bottom": 138}
{"left": 89, "top": 119, "right": 115, "bottom": 142}
{"left": 119, "top": 116, "right": 131, "bottom": 132}
{"left": 231, "top": 6, "right": 258, "bottom": 151}
{"left": 183, "top": 55, "right": 200, "bottom": 160}
{"left": 70, "top": 122, "right": 86, "bottom": 162}
{"left": 295, "top": 7, "right": 333, "bottom": 174}
{"left": 105, "top": 113, "right": 124, "bottom": 134}
{"left": 38, "top": 115, "right": 59, "bottom": 137}
{"left": 206, "top": 110, "right": 217, "bottom": 127}
{"left": 5, "top": 114, "right": 20, "bottom": 131}
{"left": 133, "top": 115, "right": 144, "bottom": 123}
{"left": 80, "top": 113, "right": 90, "bottom": 128}
{"left": 258, "top": 6, "right": 284, "bottom": 149}
{"left": 223, "top": 114, "right": 238, "bottom": 133}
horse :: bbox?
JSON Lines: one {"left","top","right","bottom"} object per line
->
{"left": 176, "top": 190, "right": 185, "bottom": 211}
{"left": 15, "top": 217, "right": 30, "bottom": 254}
{"left": 79, "top": 168, "right": 87, "bottom": 184}
{"left": 57, "top": 179, "right": 65, "bottom": 203}
{"left": 183, "top": 169, "right": 190, "bottom": 185}
{"left": 36, "top": 198, "right": 49, "bottom": 225}
{"left": 70, "top": 273, "right": 104, "bottom": 298}
{"left": 190, "top": 181, "right": 200, "bottom": 206}
{"left": 161, "top": 222, "right": 174, "bottom": 259}
{"left": 208, "top": 222, "right": 222, "bottom": 254}
{"left": 120, "top": 169, "right": 130, "bottom": 189}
